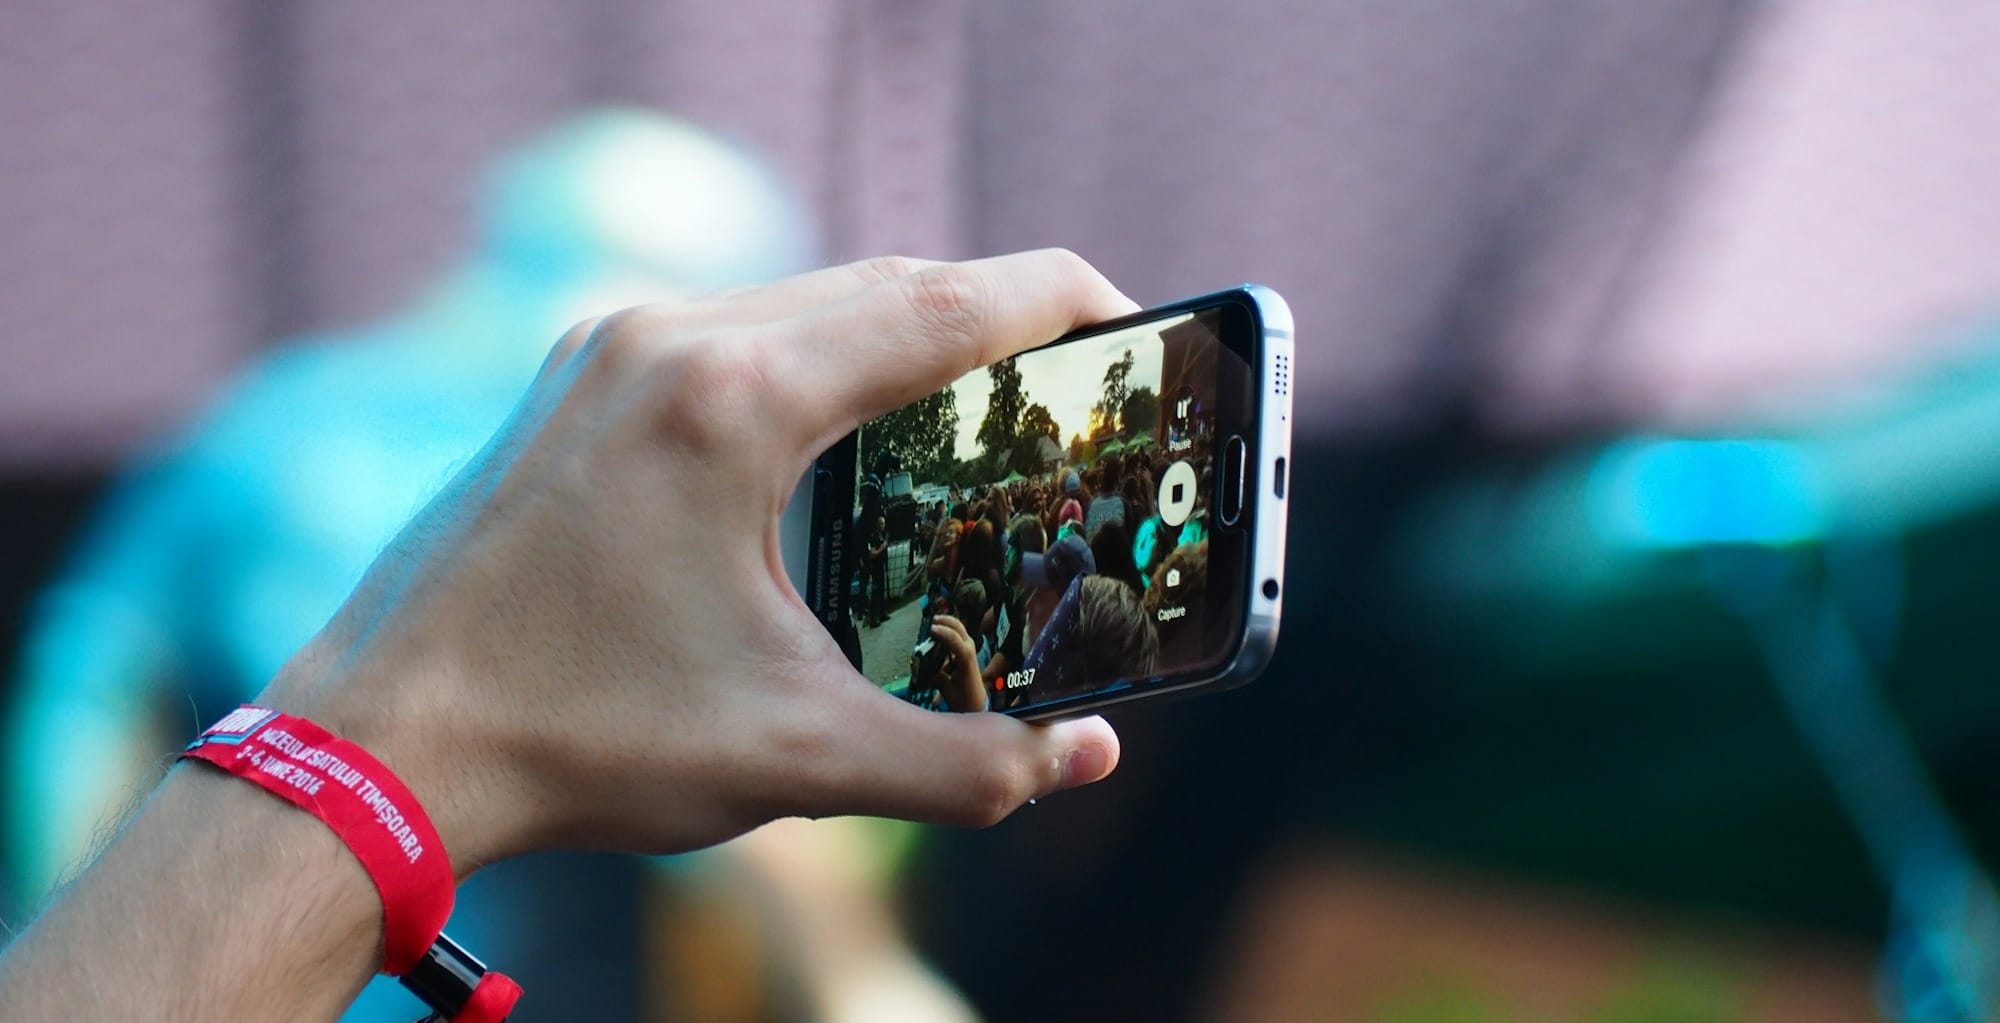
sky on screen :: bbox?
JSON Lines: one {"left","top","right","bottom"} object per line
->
{"left": 946, "top": 313, "right": 1185, "bottom": 463}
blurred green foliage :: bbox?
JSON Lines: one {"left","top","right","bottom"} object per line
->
{"left": 1372, "top": 955, "right": 1748, "bottom": 1023}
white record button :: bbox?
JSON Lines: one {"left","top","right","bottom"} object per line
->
{"left": 1158, "top": 460, "right": 1198, "bottom": 527}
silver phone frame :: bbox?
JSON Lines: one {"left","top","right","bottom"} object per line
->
{"left": 1010, "top": 284, "right": 1291, "bottom": 718}
{"left": 785, "top": 285, "right": 1292, "bottom": 718}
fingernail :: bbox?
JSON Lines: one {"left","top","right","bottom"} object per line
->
{"left": 1059, "top": 743, "right": 1113, "bottom": 790}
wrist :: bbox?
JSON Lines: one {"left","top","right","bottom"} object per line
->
{"left": 177, "top": 697, "right": 528, "bottom": 1018}
{"left": 0, "top": 766, "right": 383, "bottom": 1020}
{"left": 256, "top": 640, "right": 527, "bottom": 879}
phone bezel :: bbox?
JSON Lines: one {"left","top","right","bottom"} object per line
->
{"left": 804, "top": 285, "right": 1291, "bottom": 719}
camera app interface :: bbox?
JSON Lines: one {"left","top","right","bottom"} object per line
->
{"left": 851, "top": 310, "right": 1224, "bottom": 713}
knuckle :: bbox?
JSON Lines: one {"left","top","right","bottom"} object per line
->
{"left": 648, "top": 334, "right": 779, "bottom": 446}
{"left": 585, "top": 306, "right": 661, "bottom": 372}
{"left": 549, "top": 316, "right": 602, "bottom": 364}
{"left": 855, "top": 254, "right": 926, "bottom": 286}
{"left": 902, "top": 264, "right": 987, "bottom": 350}
{"left": 586, "top": 302, "right": 704, "bottom": 373}
{"left": 1042, "top": 246, "right": 1091, "bottom": 278}
{"left": 1042, "top": 247, "right": 1107, "bottom": 298}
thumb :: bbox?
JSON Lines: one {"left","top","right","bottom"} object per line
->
{"left": 823, "top": 684, "right": 1120, "bottom": 828}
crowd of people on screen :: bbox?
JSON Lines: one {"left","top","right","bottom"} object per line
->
{"left": 859, "top": 446, "right": 1214, "bottom": 713}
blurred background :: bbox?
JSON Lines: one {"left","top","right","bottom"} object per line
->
{"left": 6, "top": 1, "right": 2000, "bottom": 1020}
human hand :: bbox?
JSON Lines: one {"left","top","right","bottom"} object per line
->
{"left": 926, "top": 615, "right": 988, "bottom": 714}
{"left": 261, "top": 251, "right": 1133, "bottom": 874}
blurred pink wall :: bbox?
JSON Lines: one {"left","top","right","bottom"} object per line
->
{"left": 4, "top": 0, "right": 1999, "bottom": 470}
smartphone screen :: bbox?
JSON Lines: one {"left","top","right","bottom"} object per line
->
{"left": 834, "top": 300, "right": 1260, "bottom": 716}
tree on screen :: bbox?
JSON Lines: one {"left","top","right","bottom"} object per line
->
{"left": 1120, "top": 386, "right": 1159, "bottom": 436}
{"left": 1003, "top": 402, "right": 1063, "bottom": 477}
{"left": 1021, "top": 403, "right": 1060, "bottom": 444}
{"left": 1069, "top": 432, "right": 1094, "bottom": 465}
{"left": 944, "top": 454, "right": 994, "bottom": 489}
{"left": 1090, "top": 350, "right": 1135, "bottom": 438}
{"left": 860, "top": 388, "right": 957, "bottom": 486}
{"left": 976, "top": 359, "right": 1027, "bottom": 465}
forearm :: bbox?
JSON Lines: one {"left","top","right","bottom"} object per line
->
{"left": 0, "top": 766, "right": 381, "bottom": 1022}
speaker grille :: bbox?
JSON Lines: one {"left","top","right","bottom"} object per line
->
{"left": 1272, "top": 353, "right": 1291, "bottom": 397}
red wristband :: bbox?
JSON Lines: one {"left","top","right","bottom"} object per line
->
{"left": 180, "top": 705, "right": 453, "bottom": 975}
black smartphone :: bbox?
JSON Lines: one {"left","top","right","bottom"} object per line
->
{"left": 793, "top": 286, "right": 1291, "bottom": 720}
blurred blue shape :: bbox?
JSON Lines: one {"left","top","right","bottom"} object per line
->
{"left": 1586, "top": 436, "right": 1827, "bottom": 548}
{"left": 2, "top": 106, "right": 814, "bottom": 1019}
{"left": 1811, "top": 346, "right": 2000, "bottom": 538}
{"left": 483, "top": 107, "right": 815, "bottom": 299}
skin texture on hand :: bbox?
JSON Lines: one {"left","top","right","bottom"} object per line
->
{"left": 0, "top": 251, "right": 1133, "bottom": 1022}
{"left": 259, "top": 249, "right": 1132, "bottom": 872}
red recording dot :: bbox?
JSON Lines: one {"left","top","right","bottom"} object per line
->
{"left": 993, "top": 676, "right": 1004, "bottom": 692}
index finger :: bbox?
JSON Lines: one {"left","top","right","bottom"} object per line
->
{"left": 769, "top": 249, "right": 1138, "bottom": 449}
